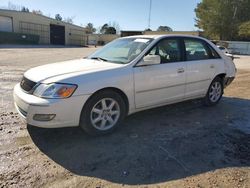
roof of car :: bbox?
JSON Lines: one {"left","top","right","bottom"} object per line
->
{"left": 124, "top": 34, "right": 205, "bottom": 40}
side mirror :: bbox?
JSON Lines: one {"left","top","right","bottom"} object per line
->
{"left": 137, "top": 55, "right": 161, "bottom": 66}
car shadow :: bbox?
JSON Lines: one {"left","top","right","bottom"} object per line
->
{"left": 28, "top": 97, "right": 250, "bottom": 185}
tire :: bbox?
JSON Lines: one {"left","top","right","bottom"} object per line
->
{"left": 80, "top": 90, "right": 126, "bottom": 136}
{"left": 204, "top": 77, "right": 224, "bottom": 106}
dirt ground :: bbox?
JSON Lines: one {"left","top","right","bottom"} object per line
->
{"left": 0, "top": 46, "right": 249, "bottom": 188}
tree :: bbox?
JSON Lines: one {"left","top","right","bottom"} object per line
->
{"left": 238, "top": 21, "right": 250, "bottom": 40}
{"left": 105, "top": 27, "right": 116, "bottom": 34}
{"left": 99, "top": 23, "right": 118, "bottom": 34}
{"left": 32, "top": 10, "right": 43, "bottom": 15}
{"left": 85, "top": 23, "right": 96, "bottom": 34}
{"left": 157, "top": 26, "right": 173, "bottom": 32}
{"left": 100, "top": 24, "right": 109, "bottom": 34}
{"left": 195, "top": 0, "right": 250, "bottom": 40}
{"left": 21, "top": 7, "right": 29, "bottom": 12}
{"left": 55, "top": 14, "right": 62, "bottom": 21}
{"left": 109, "top": 21, "right": 120, "bottom": 34}
{"left": 63, "top": 17, "right": 74, "bottom": 24}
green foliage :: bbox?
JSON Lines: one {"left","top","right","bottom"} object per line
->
{"left": 32, "top": 10, "right": 43, "bottom": 15}
{"left": 238, "top": 21, "right": 250, "bottom": 39}
{"left": 100, "top": 24, "right": 117, "bottom": 34}
{"left": 21, "top": 7, "right": 29, "bottom": 12}
{"left": 86, "top": 23, "right": 96, "bottom": 34}
{"left": 157, "top": 26, "right": 173, "bottom": 32}
{"left": 63, "top": 17, "right": 74, "bottom": 24}
{"left": 195, "top": 0, "right": 250, "bottom": 40}
{"left": 55, "top": 14, "right": 62, "bottom": 21}
{"left": 105, "top": 27, "right": 116, "bottom": 34}
{"left": 100, "top": 24, "right": 109, "bottom": 34}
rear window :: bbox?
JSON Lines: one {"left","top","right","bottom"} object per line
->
{"left": 184, "top": 39, "right": 210, "bottom": 61}
{"left": 184, "top": 39, "right": 221, "bottom": 61}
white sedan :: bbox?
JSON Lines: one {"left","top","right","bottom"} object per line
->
{"left": 14, "top": 35, "right": 236, "bottom": 135}
{"left": 217, "top": 46, "right": 230, "bottom": 54}
{"left": 217, "top": 45, "right": 234, "bottom": 60}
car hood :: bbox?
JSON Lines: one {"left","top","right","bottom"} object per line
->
{"left": 24, "top": 59, "right": 123, "bottom": 82}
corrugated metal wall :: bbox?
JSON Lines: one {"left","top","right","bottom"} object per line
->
{"left": 227, "top": 41, "right": 250, "bottom": 55}
{"left": 0, "top": 15, "right": 13, "bottom": 32}
{"left": 69, "top": 29, "right": 87, "bottom": 46}
{"left": 19, "top": 21, "right": 49, "bottom": 44}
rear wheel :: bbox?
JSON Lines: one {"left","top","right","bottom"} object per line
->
{"left": 204, "top": 77, "right": 223, "bottom": 106}
{"left": 80, "top": 90, "right": 126, "bottom": 135}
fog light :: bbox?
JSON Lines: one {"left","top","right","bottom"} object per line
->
{"left": 33, "top": 114, "right": 56, "bottom": 121}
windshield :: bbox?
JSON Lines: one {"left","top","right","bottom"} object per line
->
{"left": 88, "top": 38, "right": 153, "bottom": 64}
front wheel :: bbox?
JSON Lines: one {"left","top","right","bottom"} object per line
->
{"left": 204, "top": 77, "right": 223, "bottom": 106}
{"left": 80, "top": 90, "right": 126, "bottom": 135}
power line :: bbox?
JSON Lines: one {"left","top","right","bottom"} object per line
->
{"left": 148, "top": 0, "right": 152, "bottom": 29}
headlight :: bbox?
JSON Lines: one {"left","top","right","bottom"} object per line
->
{"left": 33, "top": 83, "right": 77, "bottom": 99}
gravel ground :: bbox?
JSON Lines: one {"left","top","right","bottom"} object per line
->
{"left": 0, "top": 47, "right": 249, "bottom": 188}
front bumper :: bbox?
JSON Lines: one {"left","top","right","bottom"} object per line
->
{"left": 13, "top": 84, "right": 90, "bottom": 128}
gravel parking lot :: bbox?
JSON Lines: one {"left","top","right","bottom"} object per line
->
{"left": 0, "top": 46, "right": 249, "bottom": 188}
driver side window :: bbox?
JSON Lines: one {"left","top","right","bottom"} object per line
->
{"left": 148, "top": 39, "right": 182, "bottom": 64}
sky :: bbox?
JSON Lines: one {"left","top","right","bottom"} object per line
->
{"left": 0, "top": 0, "right": 201, "bottom": 31}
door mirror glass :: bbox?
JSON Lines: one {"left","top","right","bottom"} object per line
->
{"left": 137, "top": 55, "right": 161, "bottom": 66}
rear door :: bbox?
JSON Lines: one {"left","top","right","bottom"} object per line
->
{"left": 183, "top": 38, "right": 222, "bottom": 98}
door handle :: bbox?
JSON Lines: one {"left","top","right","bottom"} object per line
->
{"left": 177, "top": 68, "right": 185, "bottom": 73}
{"left": 210, "top": 64, "right": 215, "bottom": 69}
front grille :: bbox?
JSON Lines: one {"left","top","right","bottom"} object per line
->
{"left": 20, "top": 77, "right": 37, "bottom": 92}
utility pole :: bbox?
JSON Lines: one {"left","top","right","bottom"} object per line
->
{"left": 148, "top": 0, "right": 152, "bottom": 29}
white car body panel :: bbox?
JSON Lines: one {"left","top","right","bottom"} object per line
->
{"left": 24, "top": 59, "right": 123, "bottom": 83}
{"left": 13, "top": 35, "right": 236, "bottom": 128}
{"left": 134, "top": 61, "right": 186, "bottom": 108}
{"left": 185, "top": 59, "right": 217, "bottom": 98}
{"left": 13, "top": 84, "right": 90, "bottom": 128}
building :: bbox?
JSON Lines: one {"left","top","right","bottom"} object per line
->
{"left": 121, "top": 31, "right": 143, "bottom": 37}
{"left": 120, "top": 30, "right": 202, "bottom": 38}
{"left": 0, "top": 9, "right": 87, "bottom": 46}
{"left": 144, "top": 31, "right": 202, "bottom": 36}
{"left": 87, "top": 34, "right": 119, "bottom": 45}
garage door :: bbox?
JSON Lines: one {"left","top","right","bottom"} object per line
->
{"left": 0, "top": 16, "right": 13, "bottom": 32}
{"left": 50, "top": 24, "right": 65, "bottom": 45}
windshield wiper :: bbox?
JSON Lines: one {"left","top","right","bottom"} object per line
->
{"left": 90, "top": 57, "right": 108, "bottom": 62}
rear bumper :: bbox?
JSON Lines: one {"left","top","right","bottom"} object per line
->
{"left": 224, "top": 77, "right": 235, "bottom": 87}
{"left": 13, "top": 83, "right": 90, "bottom": 128}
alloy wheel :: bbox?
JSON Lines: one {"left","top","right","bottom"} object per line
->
{"left": 209, "top": 82, "right": 222, "bottom": 103}
{"left": 90, "top": 98, "right": 120, "bottom": 131}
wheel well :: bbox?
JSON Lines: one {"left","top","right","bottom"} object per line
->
{"left": 216, "top": 73, "right": 226, "bottom": 81}
{"left": 86, "top": 87, "right": 129, "bottom": 115}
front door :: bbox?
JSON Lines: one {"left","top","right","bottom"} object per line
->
{"left": 134, "top": 38, "right": 186, "bottom": 109}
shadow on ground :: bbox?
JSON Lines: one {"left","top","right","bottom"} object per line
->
{"left": 28, "top": 97, "right": 250, "bottom": 185}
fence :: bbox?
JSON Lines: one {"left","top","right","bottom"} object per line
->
{"left": 218, "top": 41, "right": 250, "bottom": 55}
